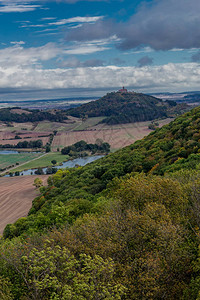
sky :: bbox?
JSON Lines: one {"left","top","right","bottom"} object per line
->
{"left": 0, "top": 0, "right": 200, "bottom": 98}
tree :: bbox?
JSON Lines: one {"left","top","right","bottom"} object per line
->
{"left": 34, "top": 168, "right": 44, "bottom": 175}
{"left": 33, "top": 178, "right": 43, "bottom": 189}
{"left": 19, "top": 242, "right": 126, "bottom": 299}
{"left": 51, "top": 160, "right": 57, "bottom": 165}
{"left": 45, "top": 145, "right": 51, "bottom": 153}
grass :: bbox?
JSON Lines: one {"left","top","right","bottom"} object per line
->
{"left": 12, "top": 152, "right": 69, "bottom": 172}
{"left": 0, "top": 152, "right": 42, "bottom": 170}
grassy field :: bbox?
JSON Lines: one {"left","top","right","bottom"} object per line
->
{"left": 0, "top": 152, "right": 42, "bottom": 170}
{"left": 12, "top": 152, "right": 69, "bottom": 172}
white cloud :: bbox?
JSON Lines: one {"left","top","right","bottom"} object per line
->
{"left": 10, "top": 41, "right": 25, "bottom": 45}
{"left": 0, "top": 4, "right": 41, "bottom": 13}
{"left": 49, "top": 16, "right": 104, "bottom": 26}
{"left": 64, "top": 44, "right": 108, "bottom": 55}
{"left": 0, "top": 43, "right": 60, "bottom": 67}
{"left": 0, "top": 58, "right": 199, "bottom": 92}
{"left": 125, "top": 47, "right": 154, "bottom": 55}
{"left": 41, "top": 17, "right": 57, "bottom": 21}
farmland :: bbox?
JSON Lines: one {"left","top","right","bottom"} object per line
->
{"left": 0, "top": 152, "right": 42, "bottom": 171}
{"left": 52, "top": 118, "right": 173, "bottom": 151}
{"left": 0, "top": 175, "right": 47, "bottom": 234}
{"left": 0, "top": 116, "right": 173, "bottom": 173}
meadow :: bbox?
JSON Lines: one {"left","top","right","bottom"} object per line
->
{"left": 11, "top": 152, "right": 69, "bottom": 172}
{"left": 0, "top": 152, "right": 42, "bottom": 170}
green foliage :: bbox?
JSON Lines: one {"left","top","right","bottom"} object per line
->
{"left": 0, "top": 139, "right": 43, "bottom": 149}
{"left": 33, "top": 178, "right": 43, "bottom": 189}
{"left": 0, "top": 275, "right": 14, "bottom": 300}
{"left": 61, "top": 140, "right": 110, "bottom": 156}
{"left": 0, "top": 240, "right": 126, "bottom": 300}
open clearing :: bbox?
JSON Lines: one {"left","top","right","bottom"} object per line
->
{"left": 0, "top": 175, "right": 48, "bottom": 235}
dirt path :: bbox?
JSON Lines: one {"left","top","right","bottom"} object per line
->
{"left": 0, "top": 175, "right": 48, "bottom": 235}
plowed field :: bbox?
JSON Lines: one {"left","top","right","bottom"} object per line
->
{"left": 0, "top": 175, "right": 47, "bottom": 235}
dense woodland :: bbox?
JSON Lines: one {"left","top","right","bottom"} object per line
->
{"left": 66, "top": 91, "right": 188, "bottom": 124}
{"left": 0, "top": 108, "right": 67, "bottom": 123}
{"left": 2, "top": 107, "right": 200, "bottom": 298}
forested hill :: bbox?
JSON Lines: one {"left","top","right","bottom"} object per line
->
{"left": 3, "top": 106, "right": 200, "bottom": 299}
{"left": 0, "top": 107, "right": 67, "bottom": 123}
{"left": 66, "top": 91, "right": 188, "bottom": 124}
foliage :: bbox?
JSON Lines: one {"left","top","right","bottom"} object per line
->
{"left": 61, "top": 140, "right": 110, "bottom": 156}
{"left": 0, "top": 239, "right": 125, "bottom": 300}
{"left": 0, "top": 139, "right": 43, "bottom": 149}
{"left": 33, "top": 178, "right": 43, "bottom": 189}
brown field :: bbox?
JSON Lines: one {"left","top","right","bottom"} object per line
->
{"left": 52, "top": 119, "right": 173, "bottom": 150}
{"left": 0, "top": 129, "right": 50, "bottom": 145}
{"left": 0, "top": 137, "right": 49, "bottom": 145}
{"left": 0, "top": 175, "right": 48, "bottom": 235}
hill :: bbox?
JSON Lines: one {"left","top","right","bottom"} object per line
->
{"left": 2, "top": 106, "right": 200, "bottom": 299}
{"left": 66, "top": 91, "right": 188, "bottom": 124}
{"left": 0, "top": 107, "right": 67, "bottom": 123}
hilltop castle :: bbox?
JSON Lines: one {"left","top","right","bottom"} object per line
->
{"left": 118, "top": 87, "right": 128, "bottom": 93}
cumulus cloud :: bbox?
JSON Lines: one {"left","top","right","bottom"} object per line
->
{"left": 138, "top": 56, "right": 153, "bottom": 67}
{"left": 66, "top": 0, "right": 200, "bottom": 51}
{"left": 0, "top": 59, "right": 199, "bottom": 92}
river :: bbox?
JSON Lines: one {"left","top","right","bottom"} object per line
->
{"left": 5, "top": 155, "right": 104, "bottom": 176}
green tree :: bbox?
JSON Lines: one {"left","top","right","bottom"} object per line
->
{"left": 51, "top": 160, "right": 57, "bottom": 165}
{"left": 19, "top": 242, "right": 126, "bottom": 299}
{"left": 33, "top": 178, "right": 43, "bottom": 189}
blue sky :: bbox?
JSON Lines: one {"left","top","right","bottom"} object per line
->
{"left": 0, "top": 0, "right": 200, "bottom": 96}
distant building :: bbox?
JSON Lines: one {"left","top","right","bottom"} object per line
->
{"left": 118, "top": 86, "right": 127, "bottom": 93}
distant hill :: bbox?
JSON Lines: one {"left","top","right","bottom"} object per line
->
{"left": 0, "top": 107, "right": 68, "bottom": 123}
{"left": 66, "top": 91, "right": 188, "bottom": 124}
